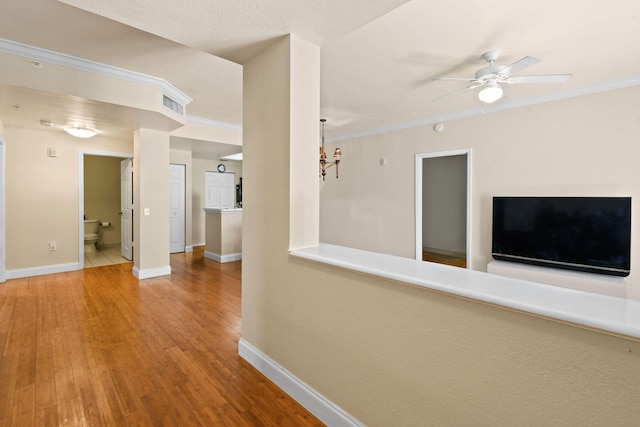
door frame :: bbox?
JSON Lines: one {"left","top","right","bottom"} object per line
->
{"left": 0, "top": 134, "right": 5, "bottom": 282}
{"left": 415, "top": 148, "right": 472, "bottom": 268}
{"left": 169, "top": 163, "right": 186, "bottom": 253}
{"left": 120, "top": 158, "right": 134, "bottom": 261}
{"left": 79, "top": 150, "right": 133, "bottom": 268}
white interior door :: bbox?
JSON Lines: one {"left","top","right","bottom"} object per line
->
{"left": 205, "top": 171, "right": 235, "bottom": 208}
{"left": 0, "top": 138, "right": 5, "bottom": 283}
{"left": 169, "top": 164, "right": 186, "bottom": 253}
{"left": 120, "top": 158, "right": 133, "bottom": 260}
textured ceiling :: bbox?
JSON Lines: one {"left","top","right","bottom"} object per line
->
{"left": 1, "top": 0, "right": 640, "bottom": 144}
{"left": 56, "top": 0, "right": 412, "bottom": 64}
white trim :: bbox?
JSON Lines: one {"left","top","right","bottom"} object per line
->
{"left": 204, "top": 250, "right": 242, "bottom": 263}
{"left": 327, "top": 75, "right": 640, "bottom": 143}
{"left": 185, "top": 246, "right": 194, "bottom": 253}
{"left": 0, "top": 38, "right": 192, "bottom": 106}
{"left": 7, "top": 262, "right": 81, "bottom": 279}
{"left": 238, "top": 339, "right": 364, "bottom": 427}
{"left": 132, "top": 265, "right": 171, "bottom": 279}
{"left": 4, "top": 37, "right": 640, "bottom": 145}
{"left": 415, "top": 149, "right": 472, "bottom": 268}
{"left": 203, "top": 207, "right": 242, "bottom": 214}
{"left": 79, "top": 150, "right": 134, "bottom": 270}
{"left": 186, "top": 115, "right": 242, "bottom": 131}
{"left": 0, "top": 134, "right": 5, "bottom": 283}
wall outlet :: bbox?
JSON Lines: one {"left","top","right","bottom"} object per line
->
{"left": 49, "top": 242, "right": 57, "bottom": 251}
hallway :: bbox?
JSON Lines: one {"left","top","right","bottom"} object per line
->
{"left": 0, "top": 251, "right": 323, "bottom": 426}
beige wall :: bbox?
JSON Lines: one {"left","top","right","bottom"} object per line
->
{"left": 170, "top": 119, "right": 242, "bottom": 146}
{"left": 84, "top": 155, "right": 124, "bottom": 247}
{"left": 242, "top": 36, "right": 640, "bottom": 426}
{"left": 205, "top": 212, "right": 222, "bottom": 255}
{"left": 5, "top": 127, "right": 132, "bottom": 270}
{"left": 320, "top": 85, "right": 640, "bottom": 299}
{"left": 204, "top": 211, "right": 241, "bottom": 256}
{"left": 133, "top": 129, "right": 170, "bottom": 275}
{"left": 221, "top": 212, "right": 242, "bottom": 255}
{"left": 192, "top": 158, "right": 242, "bottom": 246}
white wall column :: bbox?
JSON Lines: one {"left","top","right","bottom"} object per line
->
{"left": 133, "top": 128, "right": 171, "bottom": 279}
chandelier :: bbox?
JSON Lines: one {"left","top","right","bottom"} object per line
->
{"left": 319, "top": 119, "right": 341, "bottom": 180}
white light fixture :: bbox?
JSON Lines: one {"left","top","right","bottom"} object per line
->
{"left": 64, "top": 127, "right": 97, "bottom": 138}
{"left": 478, "top": 82, "right": 504, "bottom": 104}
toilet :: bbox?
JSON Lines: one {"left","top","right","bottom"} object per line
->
{"left": 84, "top": 219, "right": 100, "bottom": 253}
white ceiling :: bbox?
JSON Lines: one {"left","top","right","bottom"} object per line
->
{"left": 1, "top": 0, "right": 640, "bottom": 145}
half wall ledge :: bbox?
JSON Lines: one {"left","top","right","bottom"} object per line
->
{"left": 290, "top": 243, "right": 640, "bottom": 341}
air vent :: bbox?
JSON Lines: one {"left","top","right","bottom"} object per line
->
{"left": 162, "top": 94, "right": 185, "bottom": 116}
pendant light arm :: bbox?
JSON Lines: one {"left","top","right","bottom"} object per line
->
{"left": 319, "top": 119, "right": 342, "bottom": 180}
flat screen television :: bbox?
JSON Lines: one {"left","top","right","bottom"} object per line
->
{"left": 492, "top": 197, "right": 631, "bottom": 277}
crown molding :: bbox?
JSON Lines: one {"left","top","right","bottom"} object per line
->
{"left": 4, "top": 37, "right": 639, "bottom": 143}
{"left": 328, "top": 74, "right": 640, "bottom": 143}
{"left": 187, "top": 115, "right": 242, "bottom": 131}
{"left": 0, "top": 38, "right": 192, "bottom": 106}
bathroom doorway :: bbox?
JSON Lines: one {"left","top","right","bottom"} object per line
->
{"left": 415, "top": 149, "right": 471, "bottom": 269}
{"left": 80, "top": 151, "right": 133, "bottom": 268}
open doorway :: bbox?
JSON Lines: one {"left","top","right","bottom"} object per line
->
{"left": 80, "top": 151, "right": 133, "bottom": 268}
{"left": 415, "top": 149, "right": 471, "bottom": 268}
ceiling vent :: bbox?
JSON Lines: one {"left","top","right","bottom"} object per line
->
{"left": 163, "top": 94, "right": 185, "bottom": 116}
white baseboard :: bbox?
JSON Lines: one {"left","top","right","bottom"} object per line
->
{"left": 238, "top": 339, "right": 363, "bottom": 427}
{"left": 185, "top": 246, "right": 194, "bottom": 253}
{"left": 132, "top": 265, "right": 171, "bottom": 279}
{"left": 204, "top": 250, "right": 242, "bottom": 263}
{"left": 7, "top": 262, "right": 82, "bottom": 279}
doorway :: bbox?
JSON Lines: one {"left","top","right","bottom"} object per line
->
{"left": 415, "top": 149, "right": 471, "bottom": 268}
{"left": 80, "top": 151, "right": 133, "bottom": 268}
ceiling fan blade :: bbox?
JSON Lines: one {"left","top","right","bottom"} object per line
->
{"left": 504, "top": 74, "right": 572, "bottom": 84}
{"left": 499, "top": 56, "right": 541, "bottom": 77}
{"left": 432, "top": 84, "right": 483, "bottom": 101}
{"left": 434, "top": 77, "right": 477, "bottom": 82}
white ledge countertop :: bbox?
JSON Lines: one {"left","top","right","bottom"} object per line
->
{"left": 203, "top": 207, "right": 242, "bottom": 213}
{"left": 290, "top": 244, "right": 640, "bottom": 341}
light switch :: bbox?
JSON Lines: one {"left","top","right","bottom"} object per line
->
{"left": 143, "top": 208, "right": 151, "bottom": 216}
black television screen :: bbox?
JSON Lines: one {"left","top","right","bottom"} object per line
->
{"left": 492, "top": 197, "right": 631, "bottom": 277}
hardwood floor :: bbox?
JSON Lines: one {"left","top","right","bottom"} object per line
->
{"left": 0, "top": 250, "right": 324, "bottom": 426}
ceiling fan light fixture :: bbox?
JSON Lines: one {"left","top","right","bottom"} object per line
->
{"left": 64, "top": 126, "right": 97, "bottom": 138}
{"left": 478, "top": 83, "right": 504, "bottom": 104}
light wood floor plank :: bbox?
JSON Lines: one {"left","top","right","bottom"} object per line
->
{"left": 0, "top": 251, "right": 324, "bottom": 426}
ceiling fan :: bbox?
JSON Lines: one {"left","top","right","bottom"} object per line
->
{"left": 433, "top": 50, "right": 571, "bottom": 104}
